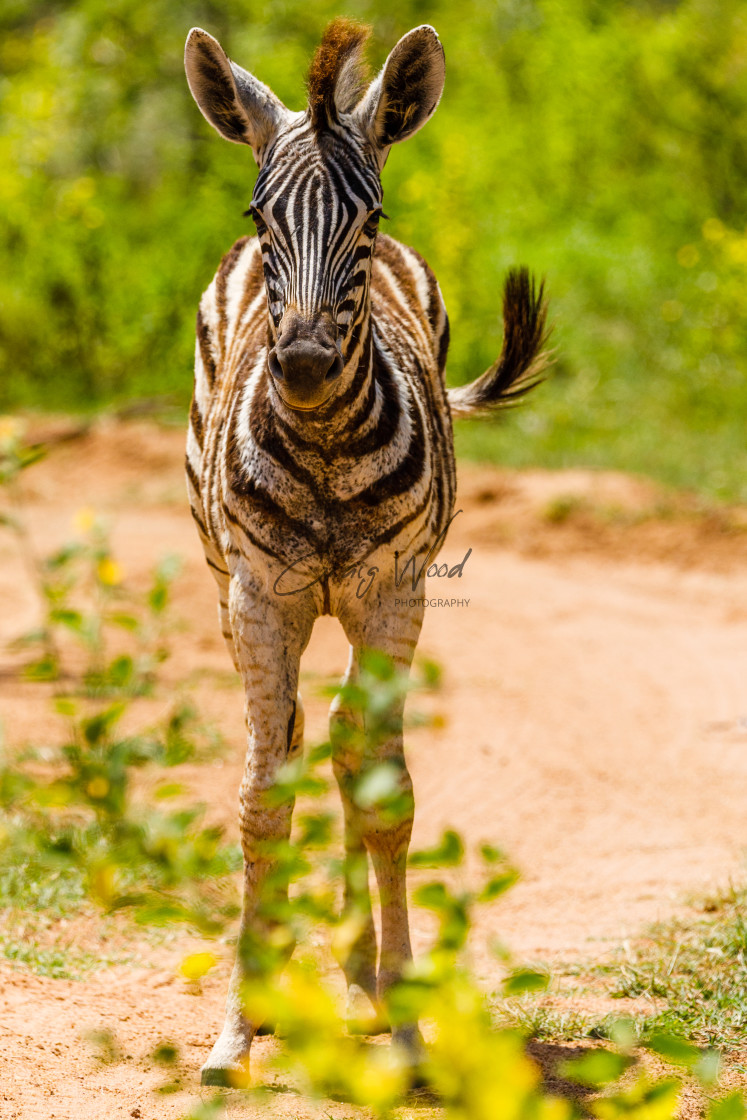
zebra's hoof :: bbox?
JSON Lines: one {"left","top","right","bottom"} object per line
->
{"left": 201, "top": 1064, "right": 239, "bottom": 1088}
{"left": 200, "top": 1029, "right": 251, "bottom": 1088}
{"left": 345, "top": 983, "right": 389, "bottom": 1035}
{"left": 392, "top": 1024, "right": 427, "bottom": 1080}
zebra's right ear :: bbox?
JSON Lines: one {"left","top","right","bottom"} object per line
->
{"left": 185, "top": 28, "right": 289, "bottom": 163}
{"left": 355, "top": 25, "right": 445, "bottom": 158}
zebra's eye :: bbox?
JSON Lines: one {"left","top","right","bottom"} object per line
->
{"left": 244, "top": 203, "right": 267, "bottom": 232}
{"left": 362, "top": 208, "right": 386, "bottom": 237}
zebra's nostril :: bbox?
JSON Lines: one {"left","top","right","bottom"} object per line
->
{"left": 324, "top": 351, "right": 344, "bottom": 382}
{"left": 268, "top": 348, "right": 284, "bottom": 380}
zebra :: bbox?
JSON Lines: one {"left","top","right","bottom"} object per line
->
{"left": 184, "top": 17, "right": 548, "bottom": 1085}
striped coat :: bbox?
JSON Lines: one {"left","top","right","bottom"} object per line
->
{"left": 187, "top": 231, "right": 455, "bottom": 626}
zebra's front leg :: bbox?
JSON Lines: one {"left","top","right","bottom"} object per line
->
{"left": 201, "top": 579, "right": 314, "bottom": 1087}
{"left": 330, "top": 672, "right": 381, "bottom": 1033}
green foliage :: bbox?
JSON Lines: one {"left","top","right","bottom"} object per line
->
{"left": 711, "top": 1093, "right": 747, "bottom": 1120}
{"left": 1, "top": 421, "right": 182, "bottom": 692}
{"left": 0, "top": 697, "right": 241, "bottom": 933}
{"left": 561, "top": 1048, "right": 632, "bottom": 1088}
{"left": 0, "top": 639, "right": 742, "bottom": 1119}
{"left": 502, "top": 966, "right": 551, "bottom": 996}
{"left": 17, "top": 513, "right": 181, "bottom": 694}
{"left": 2, "top": 1, "right": 747, "bottom": 496}
{"left": 0, "top": 443, "right": 237, "bottom": 936}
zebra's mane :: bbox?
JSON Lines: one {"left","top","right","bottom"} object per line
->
{"left": 306, "top": 18, "right": 371, "bottom": 133}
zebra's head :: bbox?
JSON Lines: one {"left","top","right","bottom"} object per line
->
{"left": 185, "top": 20, "right": 445, "bottom": 411}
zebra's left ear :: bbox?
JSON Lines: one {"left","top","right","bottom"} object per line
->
{"left": 355, "top": 25, "right": 445, "bottom": 155}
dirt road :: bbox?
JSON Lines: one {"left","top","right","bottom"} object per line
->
{"left": 2, "top": 420, "right": 747, "bottom": 1118}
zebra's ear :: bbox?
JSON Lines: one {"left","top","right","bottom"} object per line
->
{"left": 355, "top": 25, "right": 445, "bottom": 154}
{"left": 185, "top": 28, "right": 289, "bottom": 162}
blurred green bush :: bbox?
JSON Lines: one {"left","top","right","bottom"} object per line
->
{"left": 1, "top": 0, "right": 746, "bottom": 497}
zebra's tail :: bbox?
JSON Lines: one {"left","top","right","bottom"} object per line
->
{"left": 447, "top": 267, "right": 550, "bottom": 419}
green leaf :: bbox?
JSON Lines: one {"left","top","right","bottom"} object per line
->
{"left": 409, "top": 829, "right": 464, "bottom": 868}
{"left": 709, "top": 1092, "right": 746, "bottom": 1120}
{"left": 354, "top": 762, "right": 401, "bottom": 809}
{"left": 154, "top": 783, "right": 185, "bottom": 800}
{"left": 54, "top": 698, "right": 78, "bottom": 718}
{"left": 480, "top": 843, "right": 505, "bottom": 864}
{"left": 359, "top": 648, "right": 396, "bottom": 681}
{"left": 148, "top": 585, "right": 169, "bottom": 613}
{"left": 109, "top": 612, "right": 139, "bottom": 632}
{"left": 479, "top": 870, "right": 519, "bottom": 901}
{"left": 560, "top": 1047, "right": 631, "bottom": 1087}
{"left": 49, "top": 607, "right": 84, "bottom": 631}
{"left": 307, "top": 741, "right": 332, "bottom": 764}
{"left": 81, "top": 703, "right": 127, "bottom": 745}
{"left": 412, "top": 881, "right": 451, "bottom": 912}
{"left": 17, "top": 445, "right": 47, "bottom": 470}
{"left": 502, "top": 967, "right": 550, "bottom": 996}
{"left": 385, "top": 977, "right": 434, "bottom": 1025}
{"left": 23, "top": 656, "right": 59, "bottom": 681}
{"left": 104, "top": 655, "right": 134, "bottom": 688}
{"left": 647, "top": 1033, "right": 701, "bottom": 1069}
{"left": 417, "top": 657, "right": 442, "bottom": 688}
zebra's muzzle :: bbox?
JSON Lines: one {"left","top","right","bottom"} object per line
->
{"left": 268, "top": 309, "right": 343, "bottom": 409}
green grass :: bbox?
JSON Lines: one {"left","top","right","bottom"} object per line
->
{"left": 493, "top": 884, "right": 747, "bottom": 1057}
{"left": 495, "top": 998, "right": 599, "bottom": 1042}
{"left": 0, "top": 839, "right": 89, "bottom": 918}
{"left": 0, "top": 934, "right": 117, "bottom": 979}
{"left": 598, "top": 887, "right": 747, "bottom": 1052}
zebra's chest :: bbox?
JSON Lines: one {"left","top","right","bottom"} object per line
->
{"left": 220, "top": 442, "right": 438, "bottom": 575}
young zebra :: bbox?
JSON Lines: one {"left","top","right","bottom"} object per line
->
{"left": 184, "top": 18, "right": 548, "bottom": 1084}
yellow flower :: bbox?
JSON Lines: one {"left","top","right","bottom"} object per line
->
{"left": 97, "top": 557, "right": 123, "bottom": 586}
{"left": 73, "top": 507, "right": 95, "bottom": 533}
{"left": 86, "top": 776, "right": 110, "bottom": 799}
{"left": 0, "top": 415, "right": 24, "bottom": 445}
{"left": 179, "top": 952, "right": 218, "bottom": 981}
{"left": 89, "top": 863, "right": 118, "bottom": 904}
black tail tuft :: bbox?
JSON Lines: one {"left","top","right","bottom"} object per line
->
{"left": 447, "top": 267, "right": 550, "bottom": 419}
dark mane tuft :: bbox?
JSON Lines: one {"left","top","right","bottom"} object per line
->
{"left": 306, "top": 18, "right": 371, "bottom": 133}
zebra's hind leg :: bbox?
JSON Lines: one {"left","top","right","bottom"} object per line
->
{"left": 330, "top": 668, "right": 384, "bottom": 1035}
{"left": 336, "top": 593, "right": 427, "bottom": 1069}
{"left": 288, "top": 690, "right": 305, "bottom": 758}
{"left": 253, "top": 691, "right": 305, "bottom": 1039}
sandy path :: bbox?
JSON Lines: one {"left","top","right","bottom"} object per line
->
{"left": 1, "top": 420, "right": 746, "bottom": 1118}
